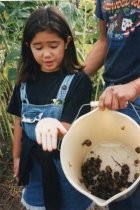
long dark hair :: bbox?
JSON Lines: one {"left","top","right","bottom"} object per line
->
{"left": 17, "top": 6, "right": 83, "bottom": 84}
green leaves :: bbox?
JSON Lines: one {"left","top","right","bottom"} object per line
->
{"left": 59, "top": 2, "right": 80, "bottom": 28}
{"left": 0, "top": 0, "right": 102, "bottom": 146}
{"left": 7, "top": 68, "right": 17, "bottom": 82}
{"left": 0, "top": 2, "right": 5, "bottom": 13}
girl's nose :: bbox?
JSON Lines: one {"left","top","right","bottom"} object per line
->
{"left": 43, "top": 50, "right": 51, "bottom": 57}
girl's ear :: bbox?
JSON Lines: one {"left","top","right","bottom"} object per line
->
{"left": 65, "top": 36, "right": 72, "bottom": 49}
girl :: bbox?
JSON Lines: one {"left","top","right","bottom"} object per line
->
{"left": 7, "top": 6, "right": 94, "bottom": 210}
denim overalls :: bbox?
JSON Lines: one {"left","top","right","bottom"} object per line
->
{"left": 119, "top": 96, "right": 140, "bottom": 125}
{"left": 20, "top": 75, "right": 92, "bottom": 210}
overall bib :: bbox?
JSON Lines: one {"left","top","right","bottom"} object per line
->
{"left": 20, "top": 75, "right": 91, "bottom": 210}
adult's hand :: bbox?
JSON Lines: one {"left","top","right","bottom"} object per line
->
{"left": 99, "top": 83, "right": 137, "bottom": 110}
{"left": 35, "top": 118, "right": 67, "bottom": 151}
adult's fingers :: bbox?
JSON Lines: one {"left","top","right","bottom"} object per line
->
{"left": 99, "top": 87, "right": 113, "bottom": 110}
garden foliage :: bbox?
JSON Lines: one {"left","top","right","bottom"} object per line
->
{"left": 0, "top": 0, "right": 103, "bottom": 156}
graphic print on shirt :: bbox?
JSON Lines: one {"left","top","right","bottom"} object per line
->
{"left": 102, "top": 0, "right": 140, "bottom": 44}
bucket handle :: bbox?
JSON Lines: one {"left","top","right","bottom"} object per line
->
{"left": 74, "top": 101, "right": 99, "bottom": 121}
{"left": 129, "top": 102, "right": 140, "bottom": 121}
{"left": 77, "top": 101, "right": 140, "bottom": 121}
{"left": 57, "top": 101, "right": 99, "bottom": 151}
{"left": 57, "top": 101, "right": 140, "bottom": 151}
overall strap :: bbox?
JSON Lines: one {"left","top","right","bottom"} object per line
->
{"left": 20, "top": 82, "right": 29, "bottom": 103}
{"left": 56, "top": 74, "right": 75, "bottom": 103}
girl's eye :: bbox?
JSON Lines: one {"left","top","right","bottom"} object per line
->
{"left": 35, "top": 47, "right": 42, "bottom": 50}
{"left": 50, "top": 45, "right": 58, "bottom": 49}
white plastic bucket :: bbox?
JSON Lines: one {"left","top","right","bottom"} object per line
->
{"left": 60, "top": 108, "right": 140, "bottom": 206}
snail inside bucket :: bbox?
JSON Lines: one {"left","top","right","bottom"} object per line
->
{"left": 60, "top": 108, "right": 140, "bottom": 206}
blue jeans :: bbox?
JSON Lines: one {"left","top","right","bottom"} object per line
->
{"left": 119, "top": 96, "right": 140, "bottom": 125}
{"left": 109, "top": 96, "right": 140, "bottom": 210}
{"left": 109, "top": 184, "right": 140, "bottom": 210}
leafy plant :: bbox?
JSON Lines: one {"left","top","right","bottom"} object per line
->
{"left": 0, "top": 72, "right": 14, "bottom": 158}
{"left": 0, "top": 0, "right": 103, "bottom": 147}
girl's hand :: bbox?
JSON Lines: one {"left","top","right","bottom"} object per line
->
{"left": 13, "top": 157, "right": 20, "bottom": 182}
{"left": 99, "top": 83, "right": 137, "bottom": 110}
{"left": 35, "top": 118, "right": 67, "bottom": 151}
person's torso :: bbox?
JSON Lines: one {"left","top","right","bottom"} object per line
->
{"left": 96, "top": 0, "right": 140, "bottom": 84}
{"left": 20, "top": 73, "right": 75, "bottom": 141}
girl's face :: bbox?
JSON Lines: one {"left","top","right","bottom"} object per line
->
{"left": 30, "top": 31, "right": 71, "bottom": 72}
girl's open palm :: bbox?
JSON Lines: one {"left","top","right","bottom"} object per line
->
{"left": 35, "top": 118, "right": 67, "bottom": 151}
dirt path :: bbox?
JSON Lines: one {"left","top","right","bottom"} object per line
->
{"left": 0, "top": 157, "right": 25, "bottom": 210}
{"left": 0, "top": 178, "right": 25, "bottom": 210}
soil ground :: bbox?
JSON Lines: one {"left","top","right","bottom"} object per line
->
{"left": 0, "top": 145, "right": 106, "bottom": 210}
{"left": 0, "top": 157, "right": 25, "bottom": 210}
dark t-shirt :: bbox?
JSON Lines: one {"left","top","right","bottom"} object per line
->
{"left": 95, "top": 0, "right": 140, "bottom": 84}
{"left": 7, "top": 70, "right": 93, "bottom": 124}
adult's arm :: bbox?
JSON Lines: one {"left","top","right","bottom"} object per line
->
{"left": 84, "top": 20, "right": 108, "bottom": 75}
{"left": 99, "top": 77, "right": 140, "bottom": 110}
{"left": 130, "top": 77, "right": 140, "bottom": 96}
